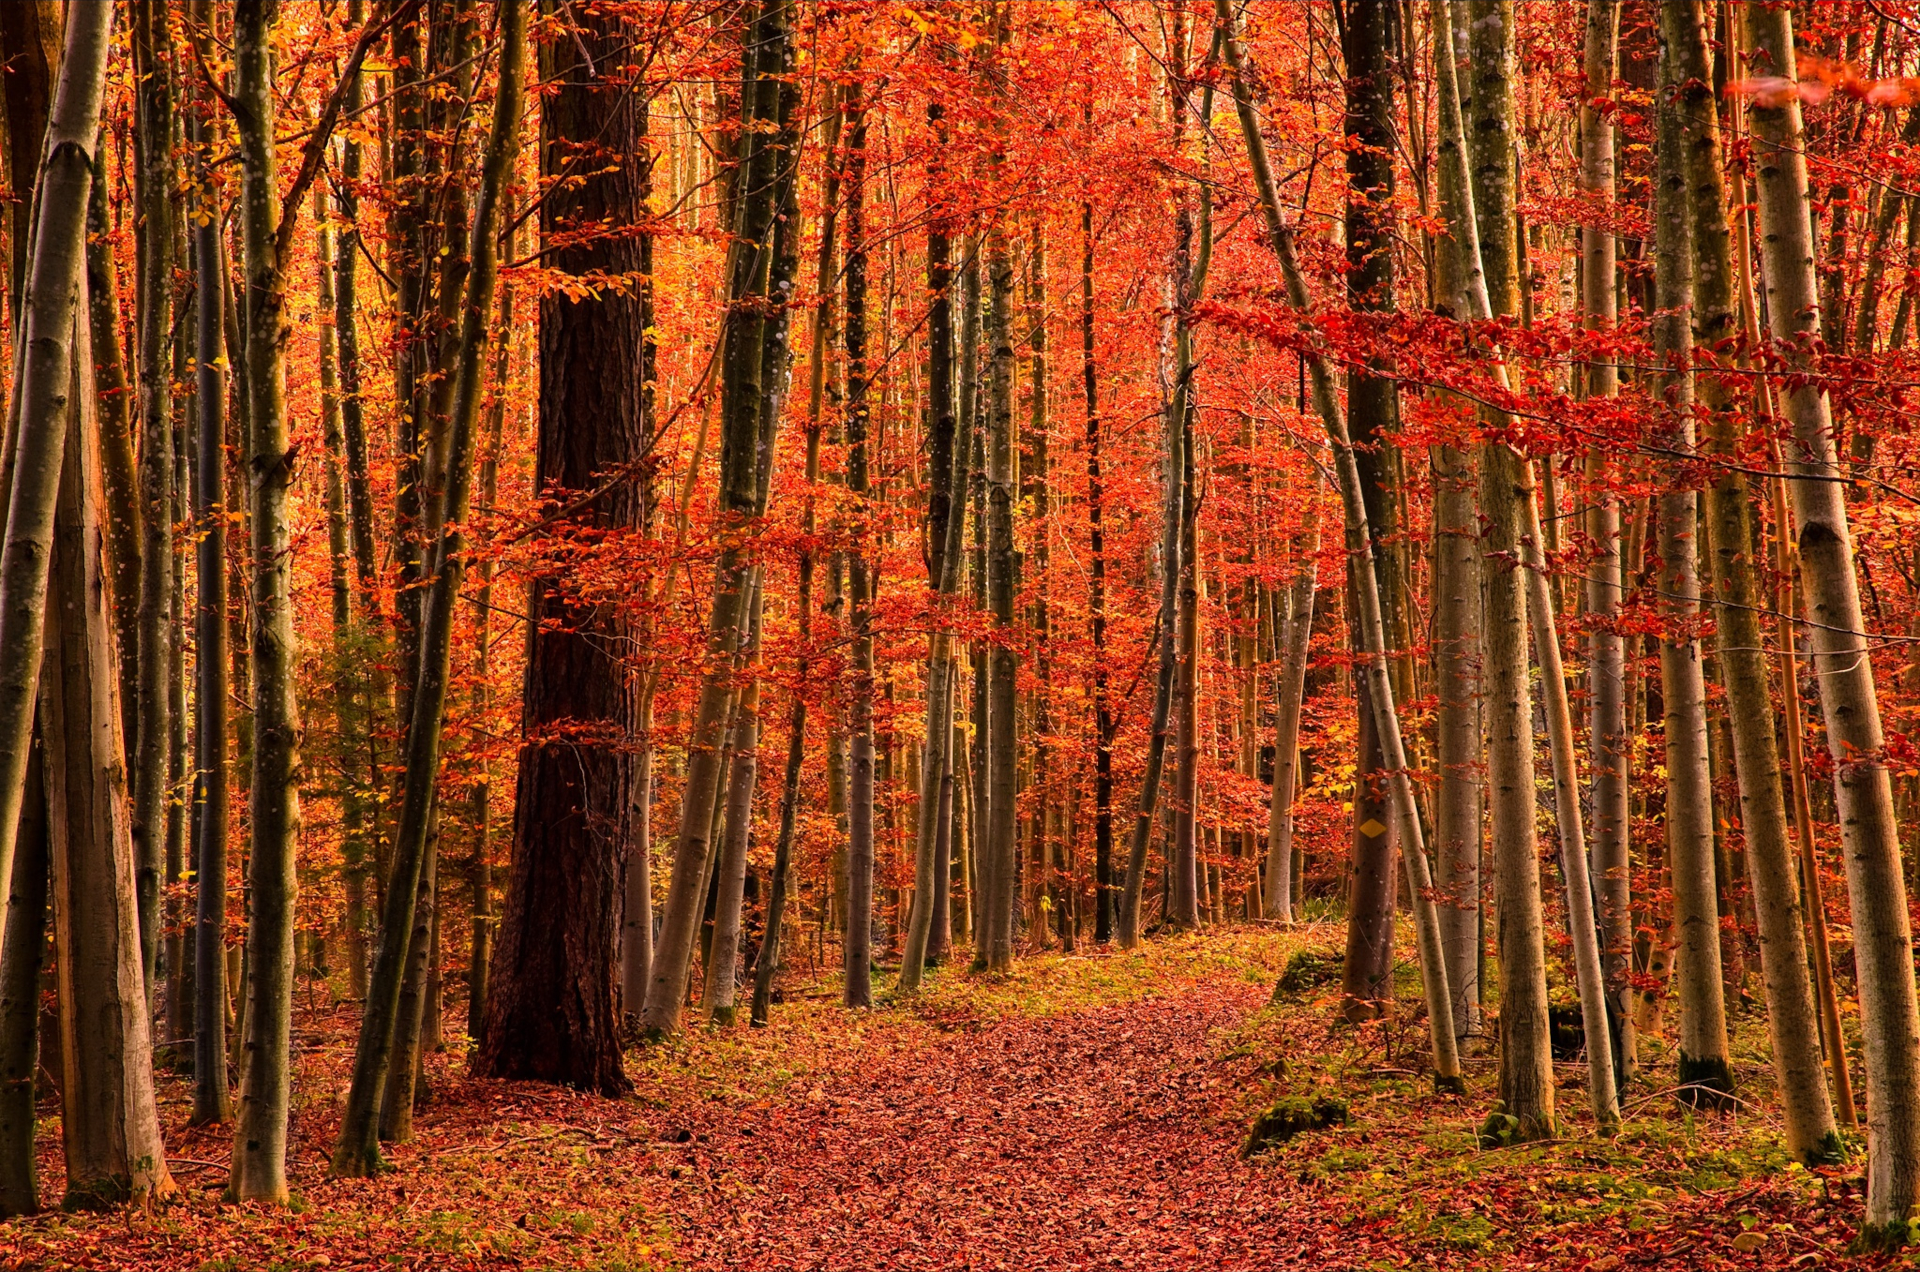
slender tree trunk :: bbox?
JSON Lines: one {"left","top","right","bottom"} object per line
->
{"left": 329, "top": 8, "right": 374, "bottom": 1004}
{"left": 705, "top": 592, "right": 764, "bottom": 1023}
{"left": 1747, "top": 7, "right": 1920, "bottom": 1241}
{"left": 1581, "top": 0, "right": 1634, "bottom": 1084}
{"left": 0, "top": 0, "right": 110, "bottom": 959}
{"left": 1221, "top": 0, "right": 1460, "bottom": 1091}
{"left": 1265, "top": 499, "right": 1319, "bottom": 923}
{"left": 466, "top": 225, "right": 514, "bottom": 1043}
{"left": 83, "top": 144, "right": 138, "bottom": 752}
{"left": 129, "top": 0, "right": 175, "bottom": 997}
{"left": 0, "top": 742, "right": 45, "bottom": 1215}
{"left": 1082, "top": 156, "right": 1116, "bottom": 943}
{"left": 334, "top": 0, "right": 525, "bottom": 1171}
{"left": 897, "top": 95, "right": 962, "bottom": 993}
{"left": 1440, "top": 0, "right": 1548, "bottom": 1122}
{"left": 1649, "top": 36, "right": 1732, "bottom": 1102}
{"left": 186, "top": 2, "right": 230, "bottom": 1125}
{"left": 843, "top": 89, "right": 878, "bottom": 1005}
{"left": 641, "top": 0, "right": 795, "bottom": 1038}
{"left": 982, "top": 185, "right": 1020, "bottom": 973}
{"left": 1116, "top": 269, "right": 1184, "bottom": 950}
{"left": 45, "top": 288, "right": 173, "bottom": 1208}
{"left": 1664, "top": 0, "right": 1838, "bottom": 1160}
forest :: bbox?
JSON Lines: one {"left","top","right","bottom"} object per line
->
{"left": 0, "top": 0, "right": 1918, "bottom": 1267}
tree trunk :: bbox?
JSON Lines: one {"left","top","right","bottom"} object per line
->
{"left": 1443, "top": 0, "right": 1551, "bottom": 1127}
{"left": 1221, "top": 0, "right": 1460, "bottom": 1091}
{"left": 1663, "top": 0, "right": 1838, "bottom": 1161}
{"left": 641, "top": 0, "right": 795, "bottom": 1038}
{"left": 897, "top": 94, "right": 965, "bottom": 993}
{"left": 1649, "top": 35, "right": 1732, "bottom": 1102}
{"left": 1265, "top": 497, "right": 1319, "bottom": 923}
{"left": 1747, "top": 6, "right": 1920, "bottom": 1241}
{"left": 1581, "top": 0, "right": 1634, "bottom": 1083}
{"left": 82, "top": 144, "right": 138, "bottom": 753}
{"left": 333, "top": 0, "right": 526, "bottom": 1172}
{"left": 0, "top": 0, "right": 110, "bottom": 962}
{"left": 841, "top": 87, "right": 878, "bottom": 1005}
{"left": 475, "top": 0, "right": 645, "bottom": 1086}
{"left": 44, "top": 289, "right": 173, "bottom": 1208}
{"left": 0, "top": 741, "right": 46, "bottom": 1215}
{"left": 185, "top": 2, "right": 231, "bottom": 1125}
{"left": 228, "top": 0, "right": 328, "bottom": 1201}
{"left": 982, "top": 186, "right": 1020, "bottom": 973}
{"left": 129, "top": 0, "right": 175, "bottom": 997}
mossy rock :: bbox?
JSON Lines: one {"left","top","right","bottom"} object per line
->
{"left": 1476, "top": 1100, "right": 1522, "bottom": 1149}
{"left": 1242, "top": 1094, "right": 1350, "bottom": 1157}
{"left": 1271, "top": 949, "right": 1344, "bottom": 1001}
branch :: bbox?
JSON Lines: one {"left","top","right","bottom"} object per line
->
{"left": 275, "top": 0, "right": 423, "bottom": 264}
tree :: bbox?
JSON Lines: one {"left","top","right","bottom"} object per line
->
{"left": 1448, "top": 0, "right": 1555, "bottom": 1138}
{"left": 332, "top": 0, "right": 522, "bottom": 1176}
{"left": 475, "top": 0, "right": 650, "bottom": 1091}
{"left": 0, "top": 0, "right": 112, "bottom": 961}
{"left": 128, "top": 0, "right": 175, "bottom": 995}
{"left": 45, "top": 260, "right": 174, "bottom": 1209}
{"left": 1219, "top": 0, "right": 1460, "bottom": 1092}
{"left": 1648, "top": 21, "right": 1731, "bottom": 1103}
{"left": 184, "top": 0, "right": 232, "bottom": 1128}
{"left": 1746, "top": 4, "right": 1920, "bottom": 1242}
{"left": 1662, "top": 0, "right": 1836, "bottom": 1162}
{"left": 642, "top": 0, "right": 798, "bottom": 1038}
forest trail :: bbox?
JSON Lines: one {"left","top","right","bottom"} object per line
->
{"left": 5, "top": 927, "right": 1871, "bottom": 1270}
{"left": 645, "top": 957, "right": 1311, "bottom": 1270}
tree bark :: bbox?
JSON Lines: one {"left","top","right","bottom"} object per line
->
{"left": 1747, "top": 6, "right": 1920, "bottom": 1241}
{"left": 641, "top": 0, "right": 796, "bottom": 1038}
{"left": 1581, "top": 0, "right": 1634, "bottom": 1084}
{"left": 475, "top": 0, "right": 646, "bottom": 1088}
{"left": 0, "top": 741, "right": 45, "bottom": 1215}
{"left": 0, "top": 0, "right": 110, "bottom": 961}
{"left": 44, "top": 291, "right": 173, "bottom": 1208}
{"left": 82, "top": 143, "right": 138, "bottom": 753}
{"left": 185, "top": 1, "right": 231, "bottom": 1126}
{"left": 129, "top": 0, "right": 175, "bottom": 998}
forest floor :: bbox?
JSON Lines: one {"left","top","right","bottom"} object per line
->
{"left": 0, "top": 922, "right": 1895, "bottom": 1270}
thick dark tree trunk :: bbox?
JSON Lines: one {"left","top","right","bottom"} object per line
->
{"left": 473, "top": 0, "right": 642, "bottom": 1095}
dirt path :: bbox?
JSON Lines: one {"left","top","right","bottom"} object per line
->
{"left": 638, "top": 977, "right": 1335, "bottom": 1271}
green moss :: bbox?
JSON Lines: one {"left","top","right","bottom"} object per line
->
{"left": 1475, "top": 1101, "right": 1522, "bottom": 1150}
{"left": 1271, "top": 948, "right": 1343, "bottom": 1001}
{"left": 1242, "top": 1093, "right": 1350, "bottom": 1157}
{"left": 1803, "top": 1128, "right": 1847, "bottom": 1167}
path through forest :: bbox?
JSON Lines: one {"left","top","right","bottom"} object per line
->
{"left": 4, "top": 928, "right": 1869, "bottom": 1270}
{"left": 647, "top": 967, "right": 1311, "bottom": 1269}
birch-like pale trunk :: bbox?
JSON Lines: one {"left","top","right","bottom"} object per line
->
{"left": 1220, "top": 0, "right": 1460, "bottom": 1091}
{"left": 1264, "top": 495, "right": 1319, "bottom": 923}
{"left": 1648, "top": 35, "right": 1732, "bottom": 1102}
{"left": 1664, "top": 0, "right": 1837, "bottom": 1161}
{"left": 1580, "top": 0, "right": 1634, "bottom": 1083}
{"left": 1747, "top": 6, "right": 1920, "bottom": 1240}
